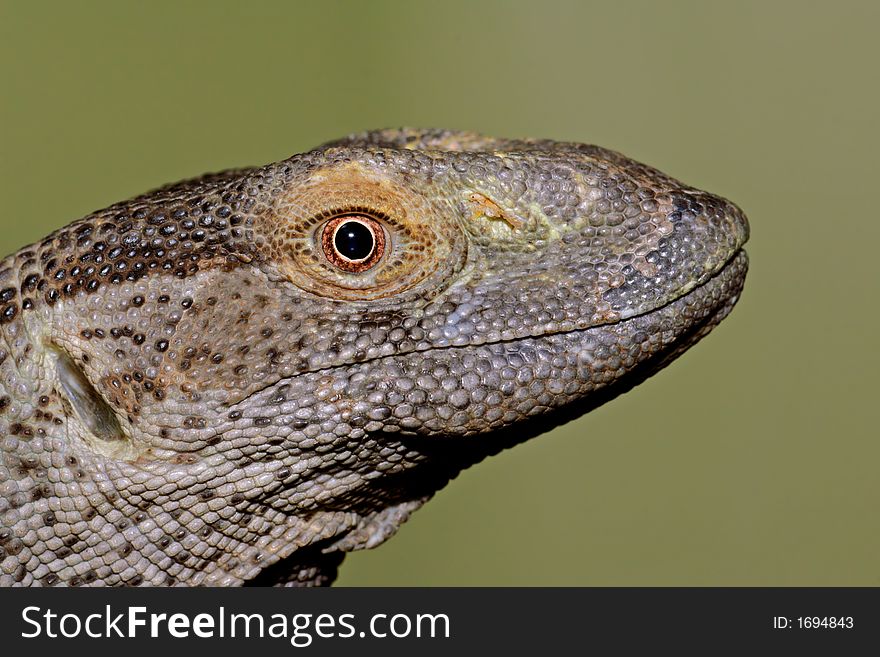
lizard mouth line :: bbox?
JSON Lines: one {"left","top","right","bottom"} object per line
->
{"left": 228, "top": 248, "right": 747, "bottom": 410}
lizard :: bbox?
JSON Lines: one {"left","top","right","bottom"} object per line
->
{"left": 0, "top": 128, "right": 749, "bottom": 586}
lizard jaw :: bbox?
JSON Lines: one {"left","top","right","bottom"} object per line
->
{"left": 227, "top": 248, "right": 747, "bottom": 439}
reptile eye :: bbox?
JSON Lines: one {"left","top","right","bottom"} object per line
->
{"left": 321, "top": 214, "right": 386, "bottom": 273}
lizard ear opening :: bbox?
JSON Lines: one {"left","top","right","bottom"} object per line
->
{"left": 53, "top": 347, "right": 134, "bottom": 459}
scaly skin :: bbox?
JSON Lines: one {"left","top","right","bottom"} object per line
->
{"left": 0, "top": 129, "right": 749, "bottom": 586}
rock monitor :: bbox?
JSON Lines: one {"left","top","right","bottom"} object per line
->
{"left": 0, "top": 129, "right": 749, "bottom": 586}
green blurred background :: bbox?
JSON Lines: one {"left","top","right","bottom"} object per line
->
{"left": 1, "top": 1, "right": 877, "bottom": 585}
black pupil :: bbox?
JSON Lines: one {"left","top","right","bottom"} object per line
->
{"left": 334, "top": 221, "right": 374, "bottom": 261}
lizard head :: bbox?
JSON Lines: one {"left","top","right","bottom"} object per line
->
{"left": 0, "top": 129, "right": 748, "bottom": 585}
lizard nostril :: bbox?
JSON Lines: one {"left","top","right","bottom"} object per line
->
{"left": 52, "top": 346, "right": 128, "bottom": 449}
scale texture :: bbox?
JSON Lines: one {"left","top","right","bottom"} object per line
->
{"left": 0, "top": 129, "right": 749, "bottom": 586}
